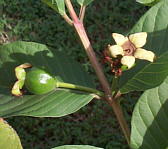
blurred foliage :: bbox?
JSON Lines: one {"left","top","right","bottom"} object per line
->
{"left": 1, "top": 0, "right": 148, "bottom": 148}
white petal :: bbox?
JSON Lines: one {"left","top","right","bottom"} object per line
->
{"left": 109, "top": 45, "right": 124, "bottom": 58}
{"left": 129, "top": 32, "right": 147, "bottom": 48}
{"left": 134, "top": 48, "right": 157, "bottom": 62}
{"left": 121, "top": 56, "right": 135, "bottom": 69}
{"left": 112, "top": 33, "right": 128, "bottom": 45}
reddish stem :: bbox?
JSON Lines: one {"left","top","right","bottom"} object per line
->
{"left": 65, "top": 0, "right": 130, "bottom": 145}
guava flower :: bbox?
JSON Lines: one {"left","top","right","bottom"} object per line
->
{"left": 108, "top": 32, "right": 157, "bottom": 68}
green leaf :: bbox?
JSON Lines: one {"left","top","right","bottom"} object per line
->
{"left": 0, "top": 41, "right": 95, "bottom": 118}
{"left": 120, "top": 51, "right": 168, "bottom": 93}
{"left": 119, "top": 0, "right": 168, "bottom": 94}
{"left": 41, "top": 0, "right": 65, "bottom": 15}
{"left": 136, "top": 0, "right": 161, "bottom": 6}
{"left": 76, "top": 0, "right": 93, "bottom": 6}
{"left": 52, "top": 145, "right": 103, "bottom": 149}
{"left": 0, "top": 0, "right": 4, "bottom": 5}
{"left": 0, "top": 118, "right": 23, "bottom": 149}
{"left": 130, "top": 76, "right": 168, "bottom": 149}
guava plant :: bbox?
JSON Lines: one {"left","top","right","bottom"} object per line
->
{"left": 1, "top": 0, "right": 168, "bottom": 149}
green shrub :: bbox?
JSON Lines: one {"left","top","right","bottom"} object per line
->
{"left": 1, "top": 0, "right": 147, "bottom": 148}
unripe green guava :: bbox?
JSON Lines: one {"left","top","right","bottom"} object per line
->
{"left": 25, "top": 66, "right": 56, "bottom": 95}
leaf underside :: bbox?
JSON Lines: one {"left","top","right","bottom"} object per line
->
{"left": 52, "top": 145, "right": 103, "bottom": 149}
{"left": 76, "top": 0, "right": 93, "bottom": 6}
{"left": 41, "top": 0, "right": 65, "bottom": 15}
{"left": 130, "top": 76, "right": 168, "bottom": 149}
{"left": 0, "top": 118, "right": 23, "bottom": 149}
{"left": 136, "top": 0, "right": 161, "bottom": 6}
{"left": 0, "top": 42, "right": 95, "bottom": 118}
